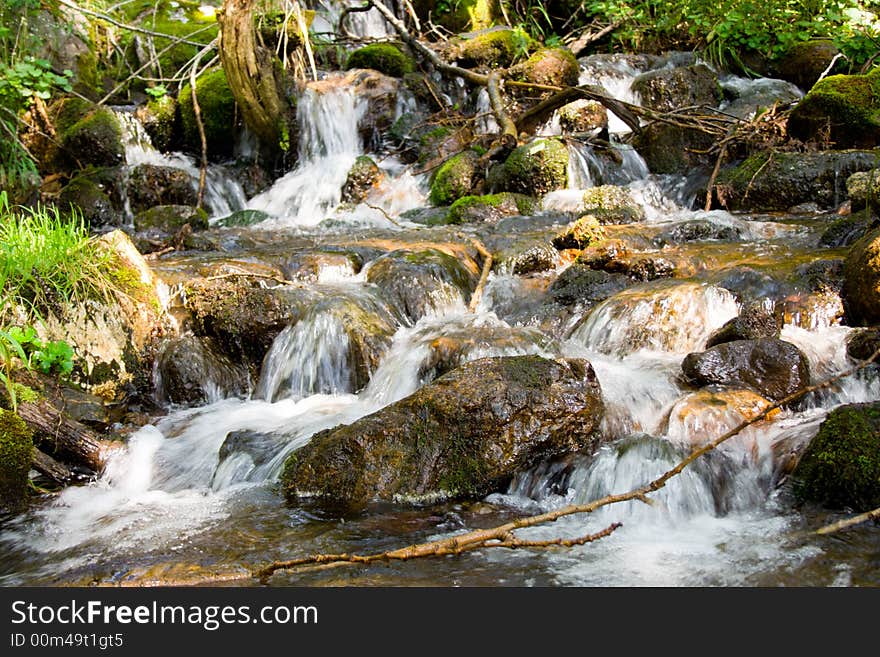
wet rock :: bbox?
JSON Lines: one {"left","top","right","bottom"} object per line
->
{"left": 631, "top": 64, "right": 722, "bottom": 112}
{"left": 681, "top": 338, "right": 811, "bottom": 402}
{"left": 625, "top": 257, "right": 676, "bottom": 282}
{"left": 495, "top": 239, "right": 560, "bottom": 276}
{"left": 399, "top": 206, "right": 452, "bottom": 226}
{"left": 215, "top": 209, "right": 271, "bottom": 227}
{"left": 548, "top": 265, "right": 632, "bottom": 307}
{"left": 0, "top": 410, "right": 33, "bottom": 513}
{"left": 134, "top": 204, "right": 209, "bottom": 233}
{"left": 633, "top": 122, "right": 717, "bottom": 174}
{"left": 558, "top": 99, "right": 607, "bottom": 136}
{"left": 580, "top": 185, "right": 646, "bottom": 225}
{"left": 156, "top": 333, "right": 251, "bottom": 406}
{"left": 277, "top": 250, "right": 363, "bottom": 283}
{"left": 846, "top": 327, "right": 880, "bottom": 362}
{"left": 184, "top": 277, "right": 309, "bottom": 367}
{"left": 455, "top": 27, "right": 526, "bottom": 68}
{"left": 552, "top": 215, "right": 605, "bottom": 250}
{"left": 281, "top": 355, "right": 605, "bottom": 510}
{"left": 705, "top": 303, "right": 780, "bottom": 348}
{"left": 217, "top": 430, "right": 283, "bottom": 470}
{"left": 787, "top": 68, "right": 880, "bottom": 148}
{"left": 447, "top": 192, "right": 537, "bottom": 224}
{"left": 495, "top": 138, "right": 568, "bottom": 196}
{"left": 719, "top": 77, "right": 803, "bottom": 121}
{"left": 365, "top": 248, "right": 479, "bottom": 322}
{"left": 345, "top": 43, "right": 414, "bottom": 78}
{"left": 843, "top": 226, "right": 880, "bottom": 325}
{"left": 509, "top": 47, "right": 580, "bottom": 99}
{"left": 341, "top": 156, "right": 384, "bottom": 204}
{"left": 655, "top": 220, "right": 742, "bottom": 245}
{"left": 790, "top": 401, "right": 880, "bottom": 510}
{"left": 714, "top": 150, "right": 879, "bottom": 212}
{"left": 127, "top": 164, "right": 197, "bottom": 215}
{"left": 819, "top": 211, "right": 876, "bottom": 247}
{"left": 846, "top": 170, "right": 880, "bottom": 212}
{"left": 57, "top": 386, "right": 112, "bottom": 431}
{"left": 429, "top": 150, "right": 481, "bottom": 206}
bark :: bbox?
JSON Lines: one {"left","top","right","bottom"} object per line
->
{"left": 31, "top": 449, "right": 74, "bottom": 485}
{"left": 218, "top": 0, "right": 291, "bottom": 149}
{"left": 16, "top": 398, "right": 113, "bottom": 473}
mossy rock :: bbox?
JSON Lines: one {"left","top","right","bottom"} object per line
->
{"left": 791, "top": 401, "right": 880, "bottom": 510}
{"left": 134, "top": 204, "right": 209, "bottom": 232}
{"left": 429, "top": 150, "right": 481, "bottom": 206}
{"left": 58, "top": 175, "right": 121, "bottom": 229}
{"left": 819, "top": 210, "right": 876, "bottom": 248}
{"left": 581, "top": 185, "right": 646, "bottom": 224}
{"left": 847, "top": 170, "right": 880, "bottom": 212}
{"left": 135, "top": 94, "right": 180, "bottom": 153}
{"left": 498, "top": 138, "right": 568, "bottom": 196}
{"left": 216, "top": 209, "right": 271, "bottom": 227}
{"left": 281, "top": 355, "right": 605, "bottom": 510}
{"left": 342, "top": 155, "right": 383, "bottom": 204}
{"left": 843, "top": 226, "right": 880, "bottom": 325}
{"left": 508, "top": 47, "right": 580, "bottom": 95}
{"left": 787, "top": 68, "right": 880, "bottom": 149}
{"left": 345, "top": 43, "right": 414, "bottom": 78}
{"left": 552, "top": 214, "right": 605, "bottom": 250}
{"left": 0, "top": 409, "right": 34, "bottom": 511}
{"left": 448, "top": 192, "right": 537, "bottom": 224}
{"left": 630, "top": 64, "right": 722, "bottom": 113}
{"left": 178, "top": 68, "right": 237, "bottom": 160}
{"left": 61, "top": 107, "right": 124, "bottom": 169}
{"left": 455, "top": 28, "right": 532, "bottom": 68}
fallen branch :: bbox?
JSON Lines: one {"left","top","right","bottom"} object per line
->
{"left": 815, "top": 506, "right": 880, "bottom": 535}
{"left": 253, "top": 345, "right": 880, "bottom": 582}
{"left": 468, "top": 238, "right": 493, "bottom": 313}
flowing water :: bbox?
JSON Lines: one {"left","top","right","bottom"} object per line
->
{"left": 2, "top": 54, "right": 879, "bottom": 588}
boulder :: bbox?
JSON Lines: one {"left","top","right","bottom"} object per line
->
{"left": 705, "top": 303, "right": 780, "bottom": 348}
{"left": 155, "top": 334, "right": 251, "bottom": 406}
{"left": 133, "top": 204, "right": 209, "bottom": 233}
{"left": 580, "top": 185, "right": 646, "bottom": 225}
{"left": 127, "top": 164, "right": 197, "bottom": 215}
{"left": 772, "top": 40, "right": 846, "bottom": 91}
{"left": 60, "top": 106, "right": 124, "bottom": 169}
{"left": 552, "top": 215, "right": 605, "bottom": 250}
{"left": 547, "top": 265, "right": 632, "bottom": 307}
{"left": 791, "top": 401, "right": 880, "bottom": 510}
{"left": 631, "top": 64, "right": 722, "bottom": 112}
{"left": 496, "top": 138, "right": 569, "bottom": 196}
{"left": 178, "top": 68, "right": 237, "bottom": 160}
{"left": 846, "top": 327, "right": 880, "bottom": 362}
{"left": 509, "top": 47, "right": 580, "bottom": 98}
{"left": 633, "top": 122, "right": 717, "bottom": 174}
{"left": 57, "top": 175, "right": 121, "bottom": 229}
{"left": 819, "top": 211, "right": 875, "bottom": 248}
{"left": 846, "top": 170, "right": 880, "bottom": 212}
{"left": 787, "top": 68, "right": 880, "bottom": 148}
{"left": 681, "top": 338, "right": 811, "bottom": 401}
{"left": 842, "top": 226, "right": 880, "bottom": 325}
{"left": 447, "top": 192, "right": 537, "bottom": 224}
{"left": 429, "top": 150, "right": 481, "bottom": 206}
{"left": 281, "top": 355, "right": 605, "bottom": 509}
{"left": 134, "top": 95, "right": 179, "bottom": 153}
{"left": 345, "top": 43, "right": 414, "bottom": 77}
{"left": 341, "top": 156, "right": 384, "bottom": 204}
{"left": 455, "top": 28, "right": 528, "bottom": 68}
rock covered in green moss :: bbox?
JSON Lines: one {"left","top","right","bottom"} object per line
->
{"left": 497, "top": 138, "right": 568, "bottom": 196}
{"left": 134, "top": 204, "right": 209, "bottom": 232}
{"left": 819, "top": 210, "right": 875, "bottom": 247}
{"left": 345, "top": 42, "right": 414, "bottom": 78}
{"left": 0, "top": 409, "right": 33, "bottom": 511}
{"left": 791, "top": 401, "right": 880, "bottom": 510}
{"left": 447, "top": 192, "right": 537, "bottom": 224}
{"left": 847, "top": 170, "right": 880, "bottom": 211}
{"left": 581, "top": 185, "right": 646, "bottom": 224}
{"left": 128, "top": 164, "right": 197, "bottom": 214}
{"left": 135, "top": 94, "right": 179, "bottom": 153}
{"left": 281, "top": 355, "right": 605, "bottom": 510}
{"left": 552, "top": 214, "right": 605, "bottom": 249}
{"left": 509, "top": 47, "right": 579, "bottom": 93}
{"left": 714, "top": 149, "right": 880, "bottom": 212}
{"left": 558, "top": 99, "right": 608, "bottom": 135}
{"left": 787, "top": 68, "right": 880, "bottom": 148}
{"left": 58, "top": 174, "right": 121, "bottom": 228}
{"left": 178, "top": 68, "right": 237, "bottom": 160}
{"left": 61, "top": 106, "right": 124, "bottom": 169}
{"left": 429, "top": 150, "right": 481, "bottom": 206}
{"left": 455, "top": 27, "right": 531, "bottom": 68}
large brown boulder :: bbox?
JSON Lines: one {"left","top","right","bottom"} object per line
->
{"left": 681, "top": 338, "right": 811, "bottom": 402}
{"left": 281, "top": 355, "right": 605, "bottom": 510}
{"left": 843, "top": 226, "right": 880, "bottom": 325}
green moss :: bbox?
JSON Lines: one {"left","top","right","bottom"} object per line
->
{"left": 143, "top": 95, "right": 179, "bottom": 152}
{"left": 429, "top": 150, "right": 480, "bottom": 205}
{"left": 178, "top": 68, "right": 237, "bottom": 160}
{"left": 581, "top": 185, "right": 646, "bottom": 224}
{"left": 717, "top": 151, "right": 771, "bottom": 188}
{"left": 792, "top": 401, "right": 880, "bottom": 510}
{"left": 345, "top": 43, "right": 414, "bottom": 78}
{"left": 500, "top": 138, "right": 568, "bottom": 196}
{"left": 61, "top": 107, "right": 124, "bottom": 168}
{"left": 0, "top": 409, "right": 33, "bottom": 509}
{"left": 552, "top": 215, "right": 605, "bottom": 249}
{"left": 457, "top": 29, "right": 530, "bottom": 68}
{"left": 447, "top": 192, "right": 536, "bottom": 223}
{"left": 787, "top": 68, "right": 880, "bottom": 147}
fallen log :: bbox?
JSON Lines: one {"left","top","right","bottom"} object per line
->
{"left": 31, "top": 449, "right": 74, "bottom": 486}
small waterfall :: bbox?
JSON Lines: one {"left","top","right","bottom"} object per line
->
{"left": 256, "top": 311, "right": 353, "bottom": 402}
{"left": 570, "top": 281, "right": 739, "bottom": 357}
{"left": 247, "top": 82, "right": 366, "bottom": 226}
{"left": 313, "top": 0, "right": 393, "bottom": 39}
{"left": 116, "top": 110, "right": 247, "bottom": 220}
{"left": 578, "top": 56, "right": 645, "bottom": 136}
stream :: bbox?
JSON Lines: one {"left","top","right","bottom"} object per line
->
{"left": 1, "top": 41, "right": 878, "bottom": 587}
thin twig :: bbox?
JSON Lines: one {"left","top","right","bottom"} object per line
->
{"left": 468, "top": 238, "right": 493, "bottom": 313}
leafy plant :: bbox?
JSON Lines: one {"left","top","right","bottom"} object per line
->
{"left": 145, "top": 84, "right": 168, "bottom": 100}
